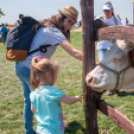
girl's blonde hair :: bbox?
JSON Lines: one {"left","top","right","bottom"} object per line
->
{"left": 30, "top": 57, "right": 59, "bottom": 90}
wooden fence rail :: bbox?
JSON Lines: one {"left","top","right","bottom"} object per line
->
{"left": 97, "top": 100, "right": 134, "bottom": 134}
{"left": 94, "top": 20, "right": 134, "bottom": 43}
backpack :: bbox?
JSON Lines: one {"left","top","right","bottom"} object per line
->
{"left": 6, "top": 16, "right": 51, "bottom": 62}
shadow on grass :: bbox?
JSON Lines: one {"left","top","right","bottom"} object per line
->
{"left": 65, "top": 121, "right": 86, "bottom": 134}
{"left": 118, "top": 91, "right": 134, "bottom": 97}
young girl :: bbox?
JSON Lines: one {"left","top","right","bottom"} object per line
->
{"left": 30, "top": 57, "right": 82, "bottom": 134}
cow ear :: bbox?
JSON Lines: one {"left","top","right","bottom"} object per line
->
{"left": 128, "top": 42, "right": 134, "bottom": 47}
{"left": 127, "top": 41, "right": 134, "bottom": 51}
{"left": 111, "top": 58, "right": 118, "bottom": 64}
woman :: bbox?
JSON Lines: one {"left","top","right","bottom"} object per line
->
{"left": 15, "top": 5, "right": 83, "bottom": 134}
{"left": 96, "top": 1, "right": 122, "bottom": 95}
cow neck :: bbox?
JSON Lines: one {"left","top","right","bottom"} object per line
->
{"left": 99, "top": 63, "right": 131, "bottom": 90}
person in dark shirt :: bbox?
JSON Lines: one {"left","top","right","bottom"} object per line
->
{"left": 0, "top": 23, "right": 8, "bottom": 45}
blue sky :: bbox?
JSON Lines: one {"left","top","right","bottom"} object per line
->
{"left": 0, "top": 0, "right": 133, "bottom": 26}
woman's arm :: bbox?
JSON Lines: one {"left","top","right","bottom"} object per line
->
{"left": 60, "top": 94, "right": 82, "bottom": 105}
{"left": 59, "top": 41, "right": 83, "bottom": 61}
{"left": 31, "top": 103, "right": 35, "bottom": 113}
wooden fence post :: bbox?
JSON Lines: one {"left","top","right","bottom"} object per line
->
{"left": 80, "top": 0, "right": 98, "bottom": 133}
{"left": 133, "top": 1, "right": 134, "bottom": 25}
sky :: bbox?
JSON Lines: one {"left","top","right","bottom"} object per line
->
{"left": 0, "top": 0, "right": 133, "bottom": 26}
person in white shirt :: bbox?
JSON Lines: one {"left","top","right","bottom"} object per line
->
{"left": 96, "top": 1, "right": 122, "bottom": 95}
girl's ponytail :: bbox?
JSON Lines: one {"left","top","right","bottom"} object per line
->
{"left": 30, "top": 57, "right": 40, "bottom": 90}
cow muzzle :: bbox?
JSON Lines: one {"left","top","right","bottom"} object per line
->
{"left": 86, "top": 75, "right": 106, "bottom": 101}
{"left": 85, "top": 74, "right": 106, "bottom": 92}
{"left": 86, "top": 75, "right": 93, "bottom": 85}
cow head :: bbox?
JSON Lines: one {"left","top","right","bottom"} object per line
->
{"left": 86, "top": 39, "right": 134, "bottom": 92}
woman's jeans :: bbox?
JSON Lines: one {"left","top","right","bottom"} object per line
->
{"left": 97, "top": 49, "right": 107, "bottom": 62}
{"left": 15, "top": 62, "right": 35, "bottom": 134}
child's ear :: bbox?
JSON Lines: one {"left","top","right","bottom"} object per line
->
{"left": 46, "top": 72, "right": 50, "bottom": 78}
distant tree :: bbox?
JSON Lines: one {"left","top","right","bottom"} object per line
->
{"left": 0, "top": 8, "right": 5, "bottom": 17}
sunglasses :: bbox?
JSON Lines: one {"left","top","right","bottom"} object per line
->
{"left": 65, "top": 18, "right": 74, "bottom": 26}
{"left": 103, "top": 10, "right": 111, "bottom": 12}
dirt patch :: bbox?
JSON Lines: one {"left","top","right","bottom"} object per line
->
{"left": 120, "top": 89, "right": 134, "bottom": 92}
{"left": 71, "top": 27, "right": 82, "bottom": 32}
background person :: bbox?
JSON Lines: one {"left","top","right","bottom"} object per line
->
{"left": 125, "top": 17, "right": 129, "bottom": 25}
{"left": 95, "top": 1, "right": 122, "bottom": 96}
{"left": 30, "top": 57, "right": 82, "bottom": 134}
{"left": 17, "top": 14, "right": 24, "bottom": 25}
{"left": 0, "top": 23, "right": 8, "bottom": 45}
{"left": 15, "top": 5, "right": 83, "bottom": 134}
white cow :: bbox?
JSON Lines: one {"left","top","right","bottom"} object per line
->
{"left": 86, "top": 39, "right": 134, "bottom": 92}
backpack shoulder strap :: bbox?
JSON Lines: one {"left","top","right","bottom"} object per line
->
{"left": 113, "top": 15, "right": 118, "bottom": 25}
{"left": 28, "top": 44, "right": 52, "bottom": 56}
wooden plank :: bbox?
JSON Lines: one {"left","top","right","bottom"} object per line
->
{"left": 98, "top": 100, "right": 134, "bottom": 134}
{"left": 95, "top": 25, "right": 134, "bottom": 43}
{"left": 80, "top": 0, "right": 98, "bottom": 133}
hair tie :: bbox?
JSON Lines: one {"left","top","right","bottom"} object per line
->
{"left": 38, "top": 56, "right": 41, "bottom": 61}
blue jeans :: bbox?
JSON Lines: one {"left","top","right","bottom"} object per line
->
{"left": 97, "top": 49, "right": 107, "bottom": 62}
{"left": 15, "top": 62, "right": 35, "bottom": 134}
{"left": 1, "top": 32, "right": 6, "bottom": 45}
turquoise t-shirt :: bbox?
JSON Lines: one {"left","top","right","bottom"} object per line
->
{"left": 30, "top": 85, "right": 64, "bottom": 132}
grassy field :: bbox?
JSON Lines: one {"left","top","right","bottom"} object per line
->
{"left": 0, "top": 32, "right": 134, "bottom": 134}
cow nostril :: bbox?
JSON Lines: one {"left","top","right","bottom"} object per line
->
{"left": 88, "top": 77, "right": 93, "bottom": 83}
{"left": 86, "top": 76, "right": 93, "bottom": 84}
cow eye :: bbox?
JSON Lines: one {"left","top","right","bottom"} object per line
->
{"left": 111, "top": 58, "right": 118, "bottom": 64}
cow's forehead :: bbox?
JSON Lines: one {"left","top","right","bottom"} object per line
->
{"left": 101, "top": 42, "right": 127, "bottom": 64}
{"left": 116, "top": 39, "right": 132, "bottom": 51}
{"left": 116, "top": 40, "right": 127, "bottom": 50}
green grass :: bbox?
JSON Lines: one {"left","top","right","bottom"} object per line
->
{"left": 0, "top": 32, "right": 134, "bottom": 134}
